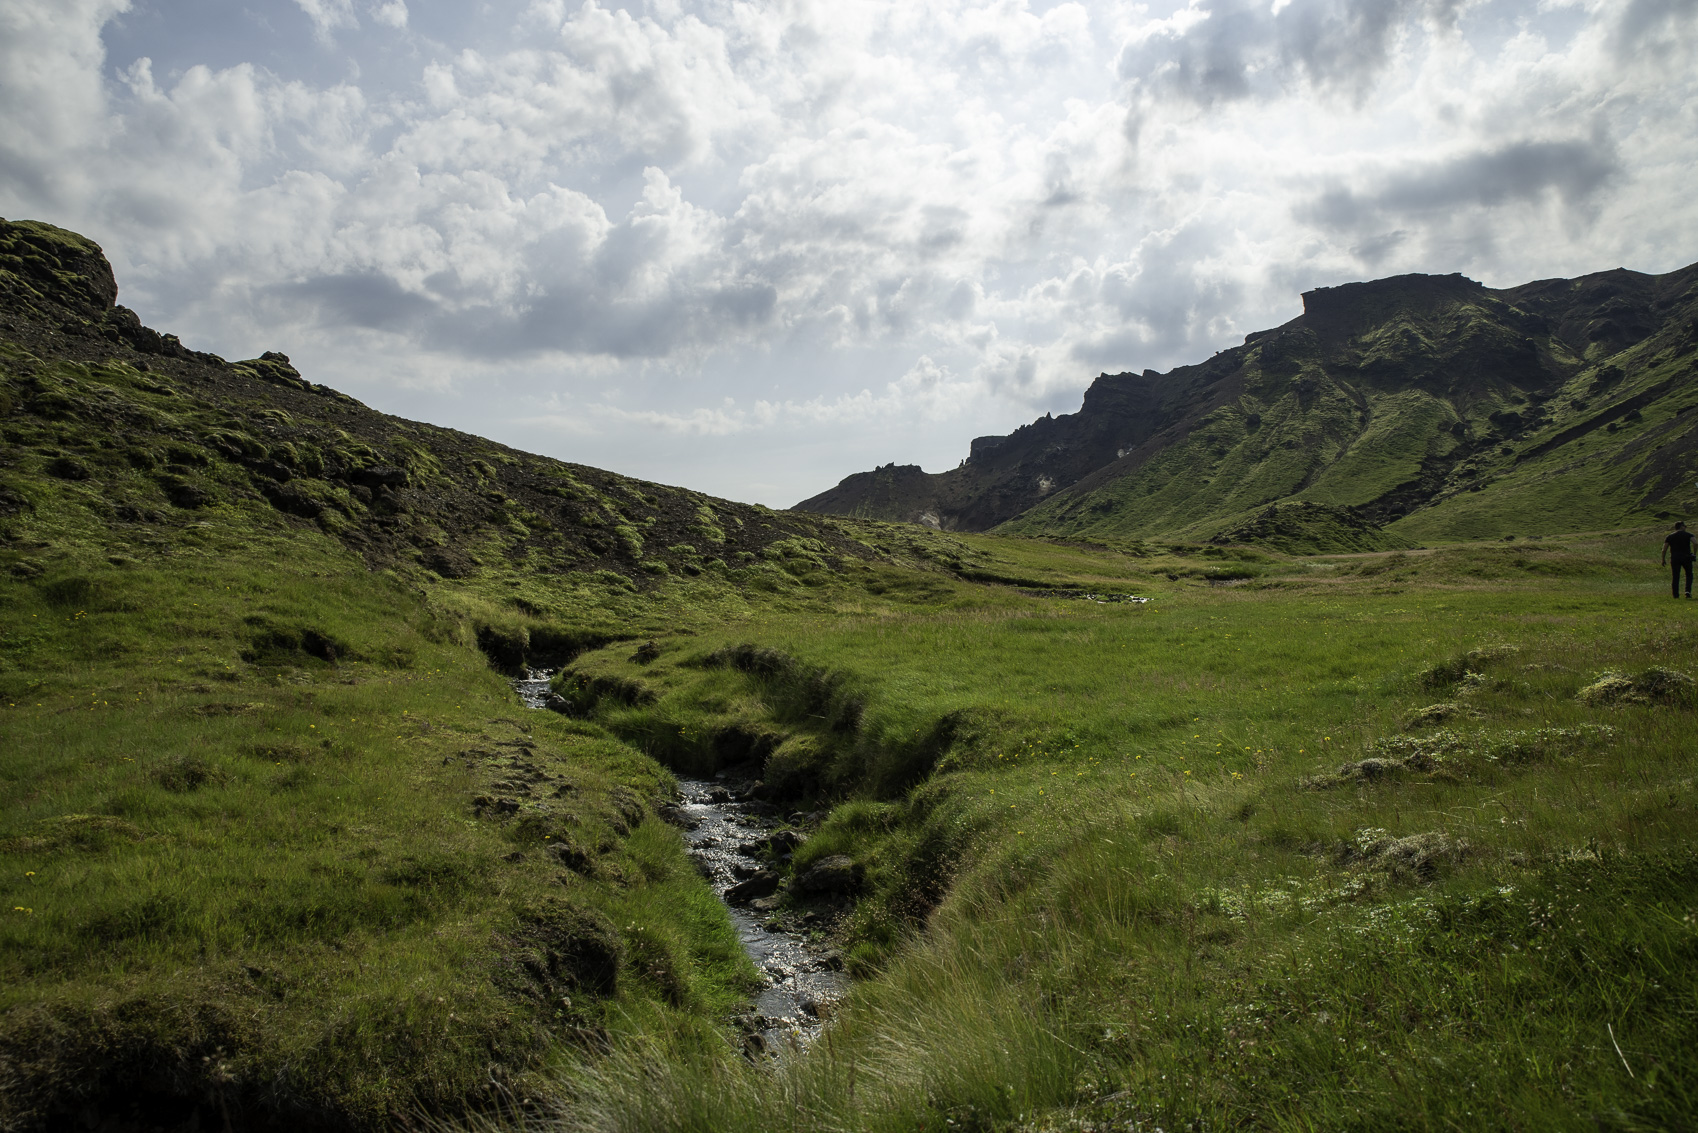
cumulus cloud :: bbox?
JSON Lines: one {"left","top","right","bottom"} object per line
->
{"left": 369, "top": 1, "right": 407, "bottom": 30}
{"left": 1, "top": 0, "right": 1696, "bottom": 503}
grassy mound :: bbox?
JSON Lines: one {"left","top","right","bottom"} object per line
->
{"left": 1209, "top": 500, "right": 1413, "bottom": 555}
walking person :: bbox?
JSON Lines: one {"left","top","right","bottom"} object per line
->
{"left": 1663, "top": 521, "right": 1697, "bottom": 598}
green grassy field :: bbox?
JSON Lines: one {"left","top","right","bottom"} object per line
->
{"left": 5, "top": 450, "right": 1694, "bottom": 1130}
{"left": 535, "top": 528, "right": 1697, "bottom": 1132}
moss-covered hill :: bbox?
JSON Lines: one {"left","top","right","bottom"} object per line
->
{"left": 796, "top": 265, "right": 1698, "bottom": 548}
{"left": 0, "top": 217, "right": 875, "bottom": 627}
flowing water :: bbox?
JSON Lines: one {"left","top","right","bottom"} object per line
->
{"left": 512, "top": 668, "right": 847, "bottom": 1051}
{"left": 512, "top": 667, "right": 557, "bottom": 709}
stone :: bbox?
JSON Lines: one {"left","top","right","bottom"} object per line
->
{"left": 795, "top": 854, "right": 861, "bottom": 894}
{"left": 725, "top": 871, "right": 780, "bottom": 903}
{"left": 656, "top": 804, "right": 695, "bottom": 829}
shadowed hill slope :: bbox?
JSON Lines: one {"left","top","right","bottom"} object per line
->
{"left": 0, "top": 217, "right": 873, "bottom": 606}
{"left": 795, "top": 264, "right": 1698, "bottom": 546}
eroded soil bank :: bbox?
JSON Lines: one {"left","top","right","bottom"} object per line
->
{"left": 513, "top": 670, "right": 847, "bottom": 1052}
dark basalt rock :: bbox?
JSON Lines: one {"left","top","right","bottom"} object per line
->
{"left": 794, "top": 854, "right": 861, "bottom": 894}
{"left": 725, "top": 871, "right": 781, "bottom": 903}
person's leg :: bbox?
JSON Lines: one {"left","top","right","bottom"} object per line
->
{"left": 1676, "top": 561, "right": 1683, "bottom": 598}
{"left": 1685, "top": 561, "right": 1692, "bottom": 598}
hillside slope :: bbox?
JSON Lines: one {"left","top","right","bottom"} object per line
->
{"left": 796, "top": 265, "right": 1698, "bottom": 547}
{"left": 0, "top": 218, "right": 872, "bottom": 621}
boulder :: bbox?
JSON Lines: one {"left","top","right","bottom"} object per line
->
{"left": 795, "top": 854, "right": 861, "bottom": 894}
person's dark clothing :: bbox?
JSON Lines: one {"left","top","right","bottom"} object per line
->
{"left": 1667, "top": 530, "right": 1697, "bottom": 597}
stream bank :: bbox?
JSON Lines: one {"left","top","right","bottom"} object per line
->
{"left": 513, "top": 669, "right": 848, "bottom": 1052}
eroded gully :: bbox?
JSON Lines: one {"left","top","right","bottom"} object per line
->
{"left": 513, "top": 668, "right": 848, "bottom": 1052}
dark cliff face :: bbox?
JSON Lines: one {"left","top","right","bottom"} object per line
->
{"left": 795, "top": 263, "right": 1698, "bottom": 545}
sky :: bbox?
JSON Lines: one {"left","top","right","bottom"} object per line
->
{"left": 2, "top": 0, "right": 1695, "bottom": 505}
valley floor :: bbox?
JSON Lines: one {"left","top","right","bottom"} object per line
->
{"left": 4, "top": 521, "right": 1695, "bottom": 1131}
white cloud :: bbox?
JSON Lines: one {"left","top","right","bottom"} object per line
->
{"left": 294, "top": 0, "right": 359, "bottom": 41}
{"left": 370, "top": 1, "right": 407, "bottom": 30}
{"left": 0, "top": 0, "right": 1695, "bottom": 505}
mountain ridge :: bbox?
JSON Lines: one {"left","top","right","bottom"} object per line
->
{"left": 795, "top": 262, "right": 1698, "bottom": 548}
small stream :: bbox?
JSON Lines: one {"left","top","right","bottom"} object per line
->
{"left": 513, "top": 668, "right": 848, "bottom": 1052}
{"left": 512, "top": 668, "right": 557, "bottom": 710}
